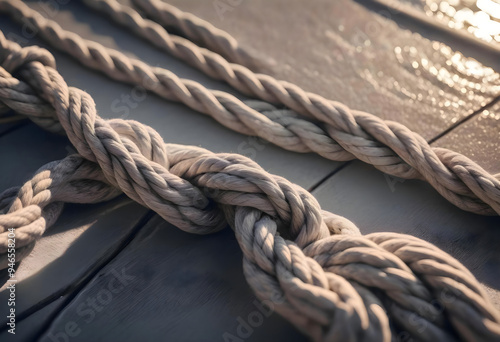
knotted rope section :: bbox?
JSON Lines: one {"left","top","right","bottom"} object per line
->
{"left": 0, "top": 0, "right": 499, "bottom": 217}
{"left": 0, "top": 30, "right": 499, "bottom": 341}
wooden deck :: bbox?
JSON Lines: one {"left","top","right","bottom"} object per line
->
{"left": 0, "top": 0, "right": 499, "bottom": 341}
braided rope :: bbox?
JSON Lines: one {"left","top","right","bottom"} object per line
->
{"left": 0, "top": 0, "right": 499, "bottom": 218}
{"left": 0, "top": 35, "right": 499, "bottom": 340}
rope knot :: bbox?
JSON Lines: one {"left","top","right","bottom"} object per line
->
{"left": 0, "top": 31, "right": 55, "bottom": 74}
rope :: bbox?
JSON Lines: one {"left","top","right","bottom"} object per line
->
{"left": 0, "top": 0, "right": 499, "bottom": 217}
{"left": 0, "top": 32, "right": 499, "bottom": 341}
{"left": 0, "top": 156, "right": 119, "bottom": 268}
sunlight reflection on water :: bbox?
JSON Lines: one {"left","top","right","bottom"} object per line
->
{"left": 422, "top": 0, "right": 500, "bottom": 43}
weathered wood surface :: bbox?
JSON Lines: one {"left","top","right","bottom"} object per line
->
{"left": 0, "top": 0, "right": 498, "bottom": 341}
{"left": 437, "top": 102, "right": 500, "bottom": 174}
{"left": 0, "top": 124, "right": 69, "bottom": 190}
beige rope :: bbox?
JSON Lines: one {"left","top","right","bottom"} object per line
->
{"left": 0, "top": 34, "right": 499, "bottom": 340}
{"left": 1, "top": 0, "right": 499, "bottom": 218}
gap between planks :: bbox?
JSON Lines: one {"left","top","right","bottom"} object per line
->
{"left": 0, "top": 210, "right": 155, "bottom": 339}
{"left": 310, "top": 94, "right": 500, "bottom": 192}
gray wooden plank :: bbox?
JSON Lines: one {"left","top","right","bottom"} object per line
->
{"left": 0, "top": 197, "right": 151, "bottom": 338}
{"left": 311, "top": 161, "right": 500, "bottom": 310}
{"left": 0, "top": 113, "right": 28, "bottom": 137}
{"left": 0, "top": 124, "right": 70, "bottom": 190}
{"left": 436, "top": 102, "right": 500, "bottom": 174}
{"left": 38, "top": 215, "right": 306, "bottom": 342}
{"left": 0, "top": 199, "right": 149, "bottom": 320}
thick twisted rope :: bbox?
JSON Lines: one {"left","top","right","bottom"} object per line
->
{"left": 0, "top": 31, "right": 500, "bottom": 341}
{"left": 0, "top": 0, "right": 499, "bottom": 218}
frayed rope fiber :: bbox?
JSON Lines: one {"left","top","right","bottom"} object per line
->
{"left": 0, "top": 28, "right": 500, "bottom": 341}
